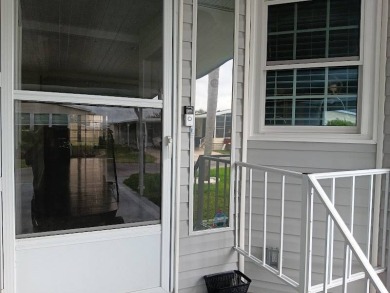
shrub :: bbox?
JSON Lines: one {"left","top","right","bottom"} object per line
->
{"left": 327, "top": 119, "right": 355, "bottom": 126}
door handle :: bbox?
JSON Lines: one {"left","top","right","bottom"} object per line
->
{"left": 166, "top": 136, "right": 173, "bottom": 159}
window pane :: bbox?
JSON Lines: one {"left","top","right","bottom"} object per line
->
{"left": 19, "top": 0, "right": 163, "bottom": 99}
{"left": 297, "top": 0, "right": 327, "bottom": 30}
{"left": 296, "top": 31, "right": 326, "bottom": 60}
{"left": 328, "top": 66, "right": 358, "bottom": 94}
{"left": 52, "top": 114, "right": 68, "bottom": 125}
{"left": 327, "top": 66, "right": 358, "bottom": 126}
{"left": 296, "top": 68, "right": 325, "bottom": 96}
{"left": 328, "top": 29, "right": 360, "bottom": 58}
{"left": 265, "top": 66, "right": 358, "bottom": 126}
{"left": 15, "top": 102, "right": 162, "bottom": 235}
{"left": 34, "top": 114, "right": 49, "bottom": 125}
{"left": 265, "top": 99, "right": 293, "bottom": 125}
{"left": 295, "top": 98, "right": 324, "bottom": 125}
{"left": 268, "top": 3, "right": 295, "bottom": 33}
{"left": 268, "top": 34, "right": 294, "bottom": 61}
{"left": 330, "top": 0, "right": 361, "bottom": 27}
{"left": 266, "top": 70, "right": 294, "bottom": 97}
{"left": 19, "top": 113, "right": 31, "bottom": 125}
{"left": 267, "top": 0, "right": 361, "bottom": 62}
{"left": 193, "top": 0, "right": 234, "bottom": 231}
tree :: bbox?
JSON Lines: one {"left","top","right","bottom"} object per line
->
{"left": 203, "top": 68, "right": 219, "bottom": 157}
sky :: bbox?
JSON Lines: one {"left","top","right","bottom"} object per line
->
{"left": 195, "top": 60, "right": 233, "bottom": 112}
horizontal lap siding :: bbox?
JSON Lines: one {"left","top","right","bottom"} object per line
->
{"left": 178, "top": 1, "right": 245, "bottom": 292}
{"left": 245, "top": 141, "right": 376, "bottom": 293}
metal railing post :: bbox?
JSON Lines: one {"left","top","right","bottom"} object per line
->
{"left": 239, "top": 165, "right": 247, "bottom": 270}
{"left": 299, "top": 174, "right": 312, "bottom": 293}
{"left": 382, "top": 173, "right": 389, "bottom": 267}
{"left": 196, "top": 156, "right": 205, "bottom": 228}
{"left": 234, "top": 164, "right": 239, "bottom": 248}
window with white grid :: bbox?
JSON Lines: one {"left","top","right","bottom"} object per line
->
{"left": 264, "top": 0, "right": 362, "bottom": 127}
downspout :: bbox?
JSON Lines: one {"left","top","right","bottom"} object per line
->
{"left": 174, "top": 0, "right": 184, "bottom": 291}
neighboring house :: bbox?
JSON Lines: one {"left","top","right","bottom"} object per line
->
{"left": 1, "top": 1, "right": 390, "bottom": 293}
{"left": 195, "top": 109, "right": 232, "bottom": 149}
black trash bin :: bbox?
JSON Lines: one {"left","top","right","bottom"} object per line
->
{"left": 204, "top": 270, "right": 251, "bottom": 293}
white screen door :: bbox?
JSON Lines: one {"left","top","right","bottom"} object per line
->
{"left": 1, "top": 1, "right": 173, "bottom": 292}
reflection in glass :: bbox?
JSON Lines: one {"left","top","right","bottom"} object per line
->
{"left": 19, "top": 0, "right": 163, "bottom": 99}
{"left": 265, "top": 66, "right": 358, "bottom": 126}
{"left": 15, "top": 102, "right": 162, "bottom": 235}
{"left": 193, "top": 0, "right": 234, "bottom": 231}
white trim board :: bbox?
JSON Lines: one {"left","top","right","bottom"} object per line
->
{"left": 188, "top": 0, "right": 239, "bottom": 236}
{"left": 15, "top": 225, "right": 161, "bottom": 250}
{"left": 130, "top": 288, "right": 169, "bottom": 293}
{"left": 14, "top": 90, "right": 164, "bottom": 109}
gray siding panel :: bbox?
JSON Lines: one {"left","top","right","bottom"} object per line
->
{"left": 179, "top": 248, "right": 237, "bottom": 272}
{"left": 183, "top": 42, "right": 192, "bottom": 61}
{"left": 182, "top": 60, "right": 191, "bottom": 79}
{"left": 247, "top": 141, "right": 376, "bottom": 170}
{"left": 178, "top": 1, "right": 244, "bottom": 292}
{"left": 180, "top": 167, "right": 189, "bottom": 186}
{"left": 180, "top": 186, "right": 189, "bottom": 203}
{"left": 179, "top": 263, "right": 238, "bottom": 290}
{"left": 183, "top": 23, "right": 192, "bottom": 42}
{"left": 179, "top": 232, "right": 235, "bottom": 256}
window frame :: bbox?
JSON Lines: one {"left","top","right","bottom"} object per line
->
{"left": 188, "top": 0, "right": 239, "bottom": 236}
{"left": 249, "top": 0, "right": 382, "bottom": 142}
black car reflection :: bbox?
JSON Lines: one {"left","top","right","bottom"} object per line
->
{"left": 25, "top": 126, "right": 123, "bottom": 232}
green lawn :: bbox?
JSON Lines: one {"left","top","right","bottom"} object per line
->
{"left": 215, "top": 150, "right": 231, "bottom": 155}
{"left": 193, "top": 167, "right": 231, "bottom": 225}
{"left": 113, "top": 145, "right": 156, "bottom": 163}
{"left": 123, "top": 173, "right": 161, "bottom": 206}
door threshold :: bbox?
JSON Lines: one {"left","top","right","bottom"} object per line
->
{"left": 128, "top": 288, "right": 168, "bottom": 293}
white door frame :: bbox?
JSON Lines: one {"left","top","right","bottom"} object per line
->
{"left": 0, "top": 0, "right": 176, "bottom": 292}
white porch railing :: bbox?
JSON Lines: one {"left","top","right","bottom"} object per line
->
{"left": 233, "top": 162, "right": 389, "bottom": 293}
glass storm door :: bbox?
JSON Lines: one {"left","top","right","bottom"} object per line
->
{"left": 1, "top": 1, "right": 173, "bottom": 292}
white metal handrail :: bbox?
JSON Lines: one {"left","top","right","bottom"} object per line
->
{"left": 308, "top": 170, "right": 389, "bottom": 293}
{"left": 234, "top": 162, "right": 304, "bottom": 289}
{"left": 233, "top": 163, "right": 389, "bottom": 293}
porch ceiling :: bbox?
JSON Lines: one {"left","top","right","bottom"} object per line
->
{"left": 20, "top": 0, "right": 162, "bottom": 94}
